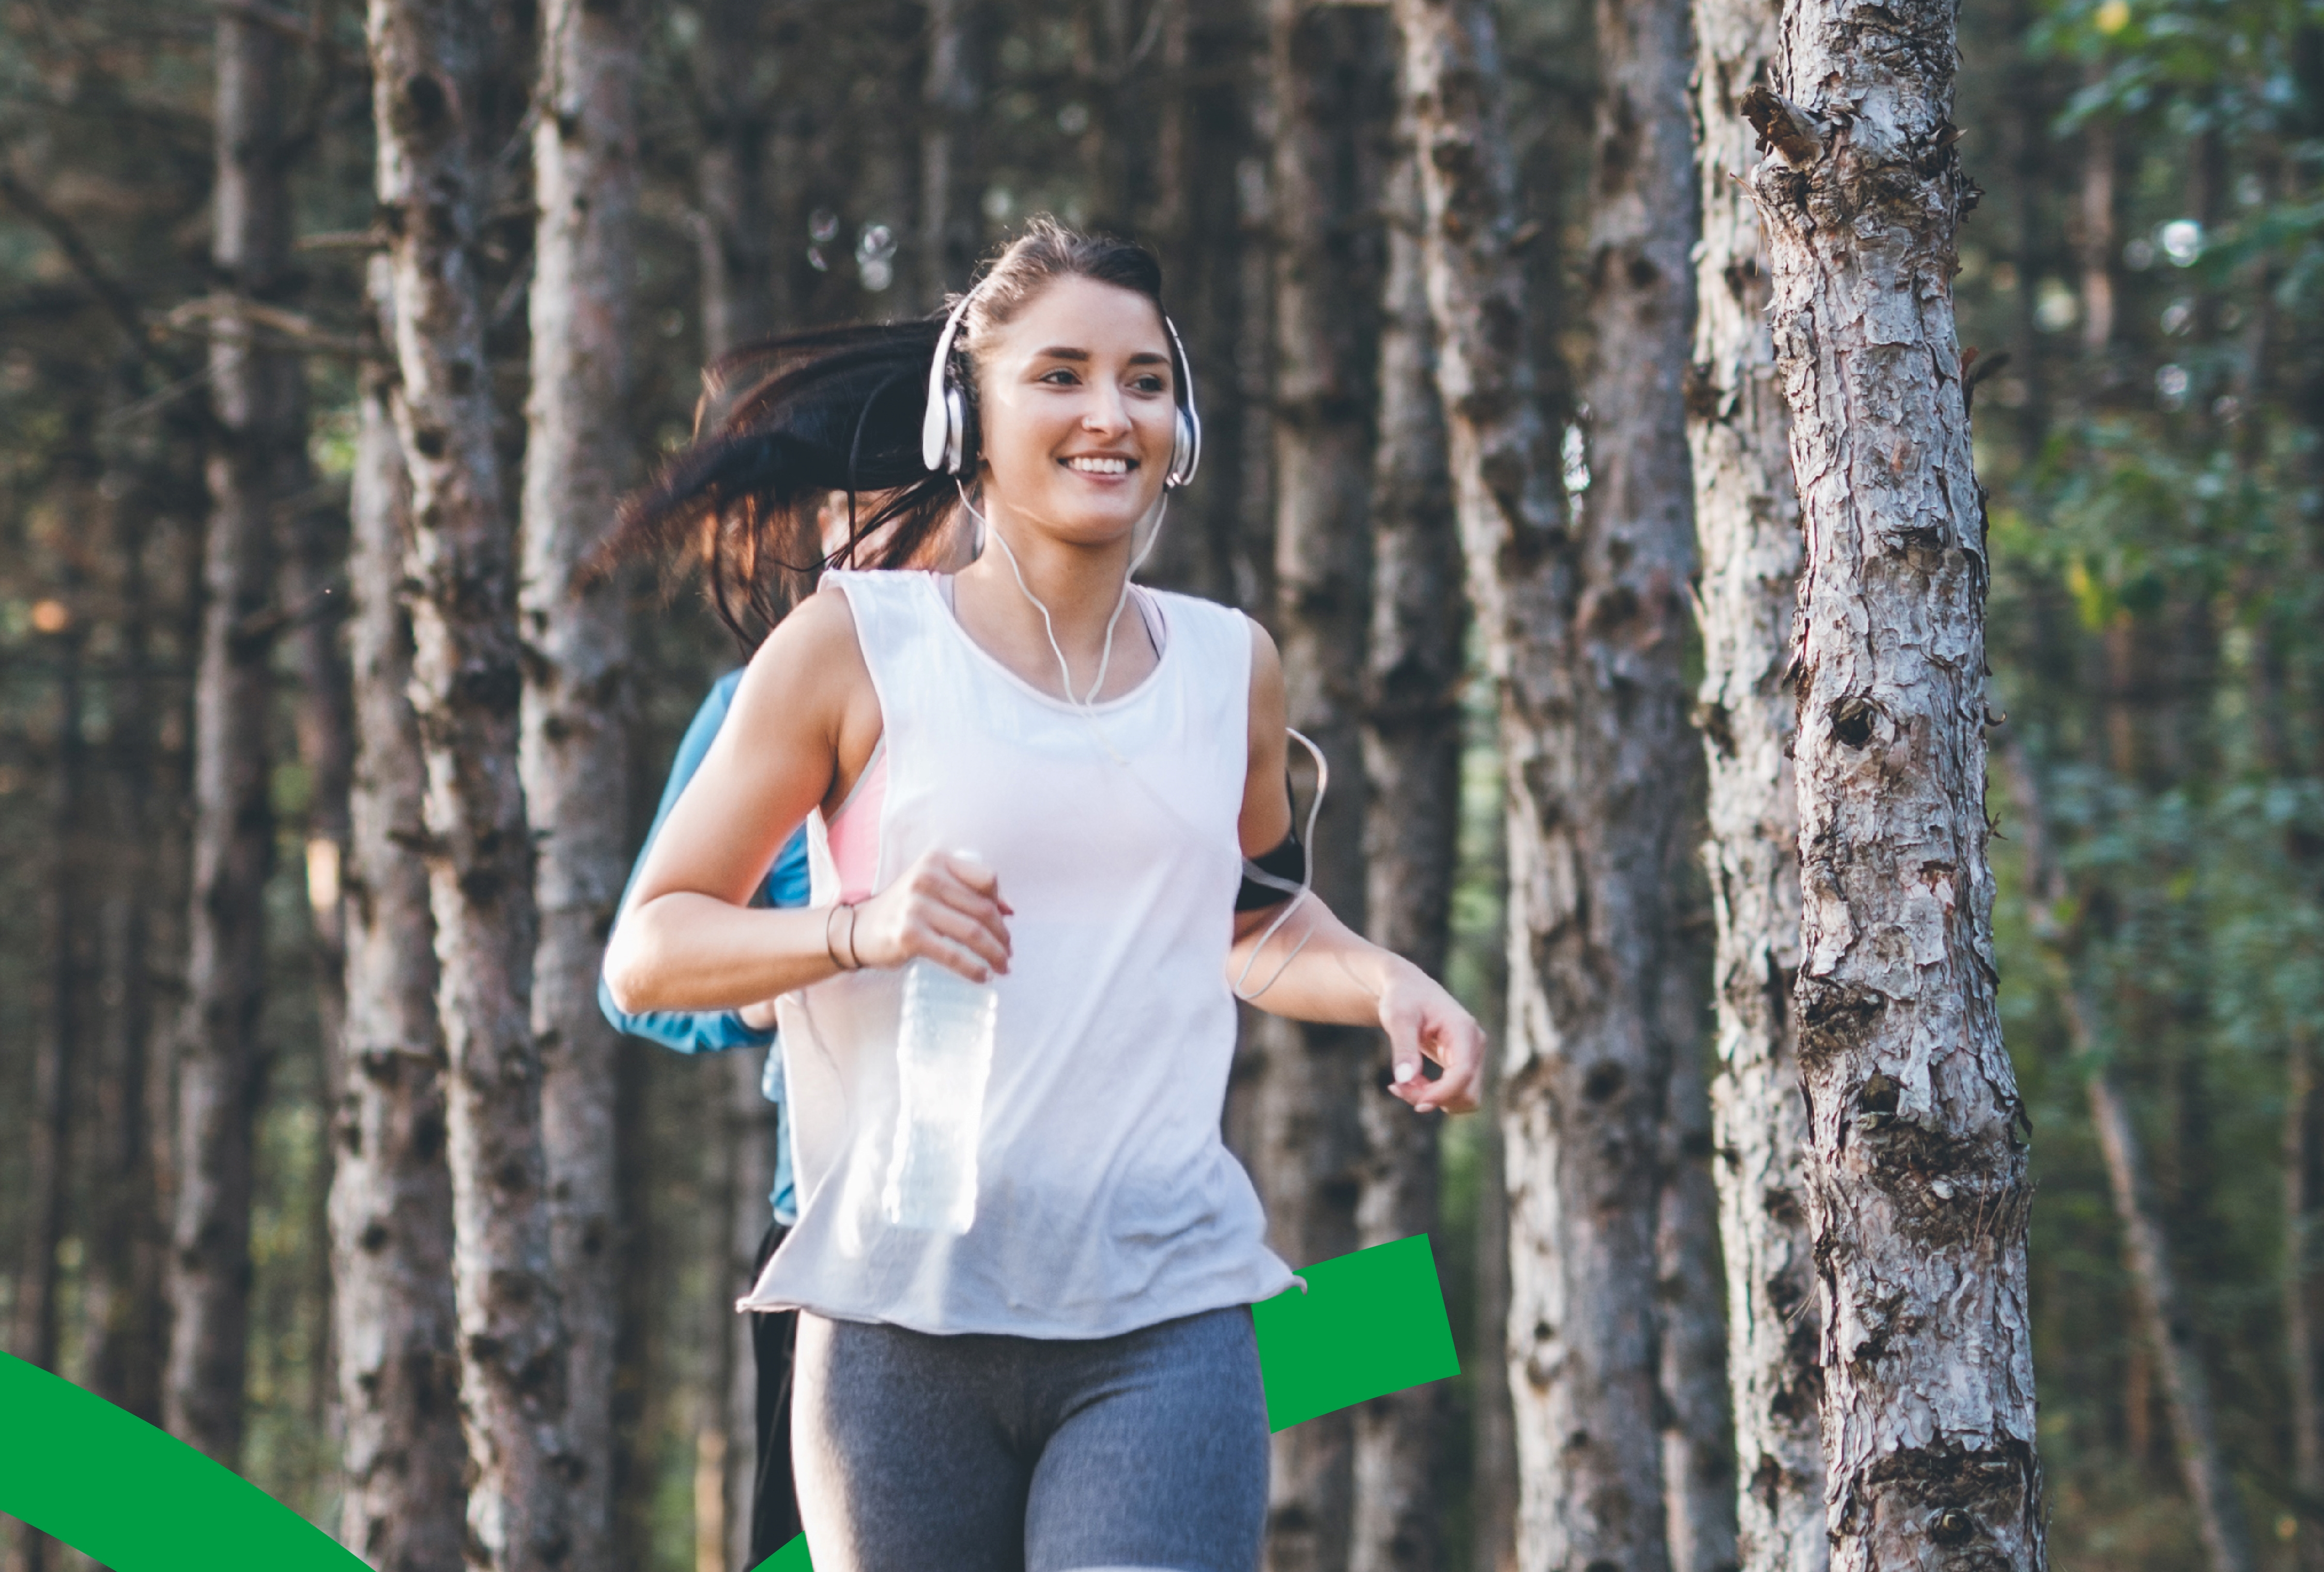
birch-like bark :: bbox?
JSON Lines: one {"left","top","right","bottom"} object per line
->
{"left": 332, "top": 254, "right": 470, "bottom": 1572}
{"left": 169, "top": 7, "right": 304, "bottom": 1466}
{"left": 522, "top": 5, "right": 638, "bottom": 1569}
{"left": 1254, "top": 7, "right": 1388, "bottom": 1565}
{"left": 1391, "top": 0, "right": 1690, "bottom": 1563}
{"left": 1685, "top": 0, "right": 1822, "bottom": 1560}
{"left": 1741, "top": 13, "right": 2046, "bottom": 1558}
{"left": 1999, "top": 749, "right": 2255, "bottom": 1572}
{"left": 367, "top": 0, "right": 573, "bottom": 1563}
{"left": 1352, "top": 119, "right": 1461, "bottom": 1572}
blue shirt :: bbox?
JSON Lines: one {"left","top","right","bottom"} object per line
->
{"left": 598, "top": 669, "right": 810, "bottom": 1224}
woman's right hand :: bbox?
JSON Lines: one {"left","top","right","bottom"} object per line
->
{"left": 847, "top": 850, "right": 1014, "bottom": 982}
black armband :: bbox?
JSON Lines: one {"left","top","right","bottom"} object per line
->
{"left": 1236, "top": 829, "right": 1308, "bottom": 912}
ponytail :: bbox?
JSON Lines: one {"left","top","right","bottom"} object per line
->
{"left": 598, "top": 321, "right": 959, "bottom": 651}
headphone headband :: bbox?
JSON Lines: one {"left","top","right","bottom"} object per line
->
{"left": 921, "top": 271, "right": 1201, "bottom": 487}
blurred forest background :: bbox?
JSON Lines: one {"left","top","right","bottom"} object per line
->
{"left": 1, "top": 0, "right": 2321, "bottom": 1566}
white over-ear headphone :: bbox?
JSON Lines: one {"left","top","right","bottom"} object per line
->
{"left": 920, "top": 272, "right": 1203, "bottom": 488}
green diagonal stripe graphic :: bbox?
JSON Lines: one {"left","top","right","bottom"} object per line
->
{"left": 1252, "top": 1232, "right": 1460, "bottom": 1432}
{"left": 7, "top": 1234, "right": 1453, "bottom": 1569}
{"left": 0, "top": 1349, "right": 368, "bottom": 1571}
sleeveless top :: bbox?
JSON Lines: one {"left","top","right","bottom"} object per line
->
{"left": 738, "top": 569, "right": 1298, "bottom": 1337}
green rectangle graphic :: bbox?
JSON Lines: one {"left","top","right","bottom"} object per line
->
{"left": 1251, "top": 1233, "right": 1460, "bottom": 1433}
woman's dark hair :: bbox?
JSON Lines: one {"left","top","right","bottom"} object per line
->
{"left": 600, "top": 216, "right": 1172, "bottom": 651}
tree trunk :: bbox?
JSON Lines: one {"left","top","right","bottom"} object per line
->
{"left": 169, "top": 6, "right": 306, "bottom": 1466}
{"left": 1999, "top": 749, "right": 2256, "bottom": 1572}
{"left": 524, "top": 5, "right": 639, "bottom": 1569}
{"left": 13, "top": 617, "right": 85, "bottom": 1572}
{"left": 1383, "top": 0, "right": 1573, "bottom": 1564}
{"left": 1581, "top": 0, "right": 1723, "bottom": 1561}
{"left": 82, "top": 378, "right": 173, "bottom": 1436}
{"left": 1685, "top": 0, "right": 1822, "bottom": 1563}
{"left": 333, "top": 253, "right": 471, "bottom": 1572}
{"left": 692, "top": 0, "right": 775, "bottom": 354}
{"left": 2288, "top": 1032, "right": 2324, "bottom": 1572}
{"left": 1254, "top": 6, "right": 1389, "bottom": 1567}
{"left": 919, "top": 0, "right": 983, "bottom": 307}
{"left": 367, "top": 0, "right": 574, "bottom": 1563}
{"left": 1658, "top": 1028, "right": 1736, "bottom": 1572}
{"left": 1741, "top": 16, "right": 2047, "bottom": 1560}
{"left": 1351, "top": 113, "right": 1462, "bottom": 1572}
{"left": 1394, "top": 0, "right": 1698, "bottom": 1563}
{"left": 722, "top": 1049, "right": 778, "bottom": 1572}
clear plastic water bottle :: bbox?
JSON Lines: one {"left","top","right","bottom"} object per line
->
{"left": 882, "top": 862, "right": 999, "bottom": 1234}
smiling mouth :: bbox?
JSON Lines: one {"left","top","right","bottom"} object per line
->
{"left": 1063, "top": 455, "right": 1135, "bottom": 476}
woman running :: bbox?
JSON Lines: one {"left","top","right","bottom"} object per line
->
{"left": 603, "top": 217, "right": 1483, "bottom": 1572}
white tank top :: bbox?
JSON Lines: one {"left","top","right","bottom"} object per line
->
{"left": 740, "top": 569, "right": 1297, "bottom": 1336}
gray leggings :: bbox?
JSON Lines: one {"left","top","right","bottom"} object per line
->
{"left": 791, "top": 1304, "right": 1269, "bottom": 1572}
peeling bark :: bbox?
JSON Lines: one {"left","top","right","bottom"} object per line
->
{"left": 1685, "top": 0, "right": 1824, "bottom": 1560}
{"left": 366, "top": 0, "right": 573, "bottom": 1562}
{"left": 1740, "top": 4, "right": 2046, "bottom": 1557}
{"left": 522, "top": 3, "right": 639, "bottom": 1568}
{"left": 1352, "top": 116, "right": 1461, "bottom": 1572}
{"left": 170, "top": 7, "right": 305, "bottom": 1467}
{"left": 332, "top": 254, "right": 470, "bottom": 1572}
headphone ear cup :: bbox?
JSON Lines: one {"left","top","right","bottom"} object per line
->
{"left": 943, "top": 387, "right": 968, "bottom": 475}
{"left": 1167, "top": 410, "right": 1196, "bottom": 489}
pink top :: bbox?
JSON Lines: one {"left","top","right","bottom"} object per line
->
{"left": 824, "top": 741, "right": 887, "bottom": 903}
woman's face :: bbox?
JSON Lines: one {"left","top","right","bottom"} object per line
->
{"left": 971, "top": 273, "right": 1177, "bottom": 547}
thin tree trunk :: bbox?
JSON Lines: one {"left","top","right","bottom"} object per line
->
{"left": 1384, "top": 0, "right": 1573, "bottom": 1564}
{"left": 1658, "top": 1027, "right": 1736, "bottom": 1572}
{"left": 1999, "top": 749, "right": 2256, "bottom": 1572}
{"left": 1741, "top": 18, "right": 2047, "bottom": 1560}
{"left": 919, "top": 0, "right": 982, "bottom": 307}
{"left": 332, "top": 253, "right": 470, "bottom": 1572}
{"left": 169, "top": 5, "right": 305, "bottom": 1466}
{"left": 1684, "top": 0, "right": 1822, "bottom": 1562}
{"left": 2289, "top": 1032, "right": 2324, "bottom": 1572}
{"left": 13, "top": 618, "right": 85, "bottom": 1572}
{"left": 286, "top": 486, "right": 355, "bottom": 1081}
{"left": 692, "top": 0, "right": 775, "bottom": 354}
{"left": 367, "top": 0, "right": 573, "bottom": 1563}
{"left": 1472, "top": 847, "right": 1517, "bottom": 1572}
{"left": 1580, "top": 0, "right": 1725, "bottom": 1559}
{"left": 1351, "top": 117, "right": 1461, "bottom": 1572}
{"left": 1255, "top": 6, "right": 1389, "bottom": 1566}
{"left": 524, "top": 5, "right": 639, "bottom": 1569}
{"left": 722, "top": 1049, "right": 777, "bottom": 1572}
{"left": 82, "top": 388, "right": 170, "bottom": 1434}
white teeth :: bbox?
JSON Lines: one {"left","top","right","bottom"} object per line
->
{"left": 1067, "top": 456, "right": 1130, "bottom": 475}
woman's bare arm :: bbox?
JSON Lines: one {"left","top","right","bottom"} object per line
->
{"left": 604, "top": 584, "right": 1015, "bottom": 1014}
{"left": 1226, "top": 620, "right": 1484, "bottom": 1114}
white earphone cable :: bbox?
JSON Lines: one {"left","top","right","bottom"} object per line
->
{"left": 1232, "top": 725, "right": 1327, "bottom": 1003}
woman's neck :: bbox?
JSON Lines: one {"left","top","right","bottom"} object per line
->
{"left": 952, "top": 497, "right": 1158, "bottom": 702}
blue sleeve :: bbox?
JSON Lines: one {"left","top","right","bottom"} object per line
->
{"left": 600, "top": 670, "right": 808, "bottom": 1054}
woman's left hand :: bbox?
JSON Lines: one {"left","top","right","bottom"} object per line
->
{"left": 1378, "top": 968, "right": 1486, "bottom": 1115}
